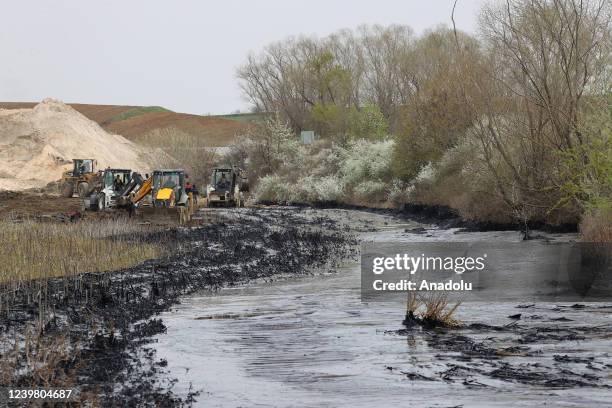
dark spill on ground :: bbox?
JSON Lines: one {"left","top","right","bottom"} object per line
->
{"left": 388, "top": 303, "right": 612, "bottom": 390}
{"left": 0, "top": 208, "right": 356, "bottom": 407}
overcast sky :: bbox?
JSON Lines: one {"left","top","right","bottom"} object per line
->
{"left": 0, "top": 0, "right": 485, "bottom": 115}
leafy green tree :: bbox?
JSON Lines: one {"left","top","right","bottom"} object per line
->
{"left": 557, "top": 103, "right": 612, "bottom": 213}
{"left": 312, "top": 102, "right": 388, "bottom": 141}
{"left": 391, "top": 28, "right": 479, "bottom": 181}
{"left": 349, "top": 104, "right": 388, "bottom": 140}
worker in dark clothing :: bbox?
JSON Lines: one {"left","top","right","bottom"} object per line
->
{"left": 114, "top": 175, "right": 124, "bottom": 192}
{"left": 217, "top": 173, "right": 230, "bottom": 190}
{"left": 185, "top": 179, "right": 199, "bottom": 205}
{"left": 191, "top": 184, "right": 199, "bottom": 204}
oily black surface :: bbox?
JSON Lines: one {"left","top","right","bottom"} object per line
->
{"left": 0, "top": 208, "right": 355, "bottom": 407}
{"left": 388, "top": 303, "right": 612, "bottom": 390}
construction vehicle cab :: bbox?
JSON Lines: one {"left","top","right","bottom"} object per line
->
{"left": 131, "top": 169, "right": 194, "bottom": 224}
{"left": 83, "top": 168, "right": 132, "bottom": 211}
{"left": 152, "top": 170, "right": 189, "bottom": 208}
{"left": 59, "top": 159, "right": 98, "bottom": 198}
{"left": 73, "top": 159, "right": 95, "bottom": 176}
{"left": 206, "top": 167, "right": 248, "bottom": 207}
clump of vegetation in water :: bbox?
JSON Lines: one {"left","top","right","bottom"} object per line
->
{"left": 402, "top": 292, "right": 461, "bottom": 328}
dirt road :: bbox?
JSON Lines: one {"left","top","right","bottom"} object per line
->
{"left": 0, "top": 190, "right": 82, "bottom": 220}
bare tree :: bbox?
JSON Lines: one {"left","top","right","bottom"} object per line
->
{"left": 456, "top": 0, "right": 612, "bottom": 223}
{"left": 358, "top": 25, "right": 415, "bottom": 122}
{"left": 237, "top": 25, "right": 419, "bottom": 135}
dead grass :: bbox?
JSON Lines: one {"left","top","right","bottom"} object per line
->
{"left": 404, "top": 292, "right": 461, "bottom": 328}
{"left": 580, "top": 210, "right": 612, "bottom": 242}
{"left": 421, "top": 293, "right": 461, "bottom": 327}
{"left": 406, "top": 291, "right": 420, "bottom": 314}
{"left": 0, "top": 219, "right": 161, "bottom": 283}
{"left": 0, "top": 328, "right": 101, "bottom": 406}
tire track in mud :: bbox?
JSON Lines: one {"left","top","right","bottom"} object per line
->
{"left": 0, "top": 208, "right": 356, "bottom": 407}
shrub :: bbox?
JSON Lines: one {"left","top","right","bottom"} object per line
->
{"left": 387, "top": 179, "right": 413, "bottom": 205}
{"left": 297, "top": 175, "right": 345, "bottom": 204}
{"left": 352, "top": 180, "right": 388, "bottom": 202}
{"left": 241, "top": 122, "right": 394, "bottom": 206}
{"left": 252, "top": 174, "right": 292, "bottom": 204}
{"left": 339, "top": 139, "right": 394, "bottom": 186}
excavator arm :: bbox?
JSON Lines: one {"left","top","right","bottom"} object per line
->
{"left": 131, "top": 176, "right": 152, "bottom": 205}
{"left": 115, "top": 172, "right": 152, "bottom": 209}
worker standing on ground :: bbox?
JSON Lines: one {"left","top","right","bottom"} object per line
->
{"left": 185, "top": 176, "right": 198, "bottom": 205}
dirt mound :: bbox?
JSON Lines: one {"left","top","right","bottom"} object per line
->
{"left": 0, "top": 99, "right": 152, "bottom": 191}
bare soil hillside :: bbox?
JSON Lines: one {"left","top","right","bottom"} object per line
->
{"left": 0, "top": 102, "right": 252, "bottom": 147}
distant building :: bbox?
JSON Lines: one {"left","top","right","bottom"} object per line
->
{"left": 300, "top": 130, "right": 315, "bottom": 145}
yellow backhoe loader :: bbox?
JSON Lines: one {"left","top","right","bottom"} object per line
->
{"left": 118, "top": 169, "right": 194, "bottom": 224}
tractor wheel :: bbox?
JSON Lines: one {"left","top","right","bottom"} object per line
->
{"left": 78, "top": 182, "right": 90, "bottom": 198}
{"left": 60, "top": 182, "right": 74, "bottom": 198}
{"left": 97, "top": 193, "right": 105, "bottom": 211}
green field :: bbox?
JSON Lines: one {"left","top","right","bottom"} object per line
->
{"left": 106, "top": 106, "right": 171, "bottom": 123}
{"left": 211, "top": 112, "right": 272, "bottom": 123}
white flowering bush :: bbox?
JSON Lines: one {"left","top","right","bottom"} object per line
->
{"left": 387, "top": 179, "right": 414, "bottom": 204}
{"left": 252, "top": 174, "right": 292, "bottom": 203}
{"left": 353, "top": 180, "right": 388, "bottom": 202}
{"left": 245, "top": 130, "right": 395, "bottom": 205}
{"left": 339, "top": 139, "right": 394, "bottom": 187}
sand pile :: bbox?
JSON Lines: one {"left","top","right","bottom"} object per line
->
{"left": 0, "top": 98, "right": 153, "bottom": 191}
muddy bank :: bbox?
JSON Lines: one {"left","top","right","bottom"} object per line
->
{"left": 0, "top": 208, "right": 355, "bottom": 407}
{"left": 397, "top": 203, "right": 579, "bottom": 233}
{"left": 278, "top": 201, "right": 578, "bottom": 234}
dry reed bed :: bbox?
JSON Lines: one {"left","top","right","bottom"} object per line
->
{"left": 0, "top": 219, "right": 162, "bottom": 283}
{"left": 0, "top": 218, "right": 168, "bottom": 405}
